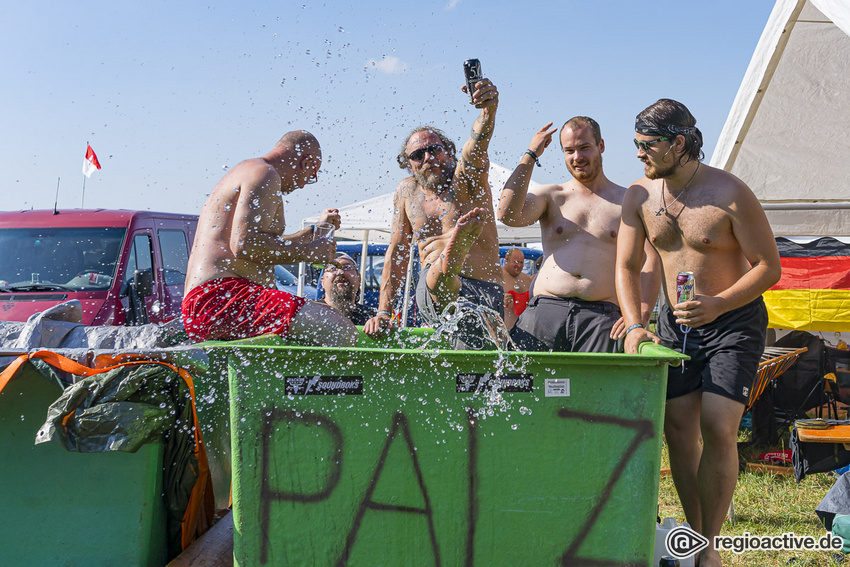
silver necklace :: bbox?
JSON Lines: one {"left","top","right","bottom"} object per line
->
{"left": 655, "top": 161, "right": 701, "bottom": 216}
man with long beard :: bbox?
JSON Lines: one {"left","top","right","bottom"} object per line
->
{"left": 616, "top": 99, "right": 780, "bottom": 567}
{"left": 498, "top": 117, "right": 659, "bottom": 352}
{"left": 363, "top": 78, "right": 503, "bottom": 349}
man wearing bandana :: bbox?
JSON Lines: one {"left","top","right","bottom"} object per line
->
{"left": 616, "top": 99, "right": 781, "bottom": 566}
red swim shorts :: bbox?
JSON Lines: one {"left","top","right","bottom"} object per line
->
{"left": 507, "top": 290, "right": 530, "bottom": 316}
{"left": 181, "top": 277, "right": 307, "bottom": 342}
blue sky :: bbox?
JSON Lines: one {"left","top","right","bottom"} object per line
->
{"left": 0, "top": 1, "right": 775, "bottom": 229}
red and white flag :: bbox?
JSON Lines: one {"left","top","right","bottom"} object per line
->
{"left": 82, "top": 144, "right": 101, "bottom": 178}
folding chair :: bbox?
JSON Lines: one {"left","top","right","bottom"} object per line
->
{"left": 744, "top": 347, "right": 809, "bottom": 415}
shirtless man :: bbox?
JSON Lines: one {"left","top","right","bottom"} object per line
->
{"left": 363, "top": 79, "right": 503, "bottom": 349}
{"left": 616, "top": 99, "right": 781, "bottom": 567}
{"left": 501, "top": 248, "right": 532, "bottom": 330}
{"left": 498, "top": 118, "right": 659, "bottom": 352}
{"left": 182, "top": 130, "right": 358, "bottom": 347}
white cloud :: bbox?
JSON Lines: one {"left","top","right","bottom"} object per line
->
{"left": 445, "top": 0, "right": 461, "bottom": 9}
{"left": 366, "top": 55, "right": 409, "bottom": 74}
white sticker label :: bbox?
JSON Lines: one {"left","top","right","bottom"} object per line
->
{"left": 545, "top": 379, "right": 570, "bottom": 397}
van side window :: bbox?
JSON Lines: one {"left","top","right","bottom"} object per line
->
{"left": 125, "top": 234, "right": 154, "bottom": 284}
{"left": 158, "top": 229, "right": 189, "bottom": 286}
{"left": 364, "top": 255, "right": 383, "bottom": 290}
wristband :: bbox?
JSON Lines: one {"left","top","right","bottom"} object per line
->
{"left": 377, "top": 310, "right": 392, "bottom": 317}
{"left": 309, "top": 224, "right": 316, "bottom": 236}
{"left": 625, "top": 323, "right": 644, "bottom": 336}
{"left": 525, "top": 149, "right": 541, "bottom": 167}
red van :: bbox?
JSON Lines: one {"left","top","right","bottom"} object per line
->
{"left": 0, "top": 209, "right": 197, "bottom": 326}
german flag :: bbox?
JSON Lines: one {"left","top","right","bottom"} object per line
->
{"left": 764, "top": 237, "right": 850, "bottom": 331}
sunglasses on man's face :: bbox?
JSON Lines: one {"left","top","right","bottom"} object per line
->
{"left": 325, "top": 263, "right": 357, "bottom": 274}
{"left": 408, "top": 144, "right": 445, "bottom": 162}
{"left": 633, "top": 137, "right": 670, "bottom": 152}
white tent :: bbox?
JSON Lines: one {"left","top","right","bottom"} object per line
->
{"left": 710, "top": 0, "right": 850, "bottom": 236}
{"left": 302, "top": 163, "right": 544, "bottom": 244}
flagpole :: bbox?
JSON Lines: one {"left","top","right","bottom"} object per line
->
{"left": 81, "top": 141, "right": 88, "bottom": 208}
{"left": 54, "top": 177, "right": 61, "bottom": 215}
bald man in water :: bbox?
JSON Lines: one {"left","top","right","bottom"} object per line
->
{"left": 183, "top": 130, "right": 358, "bottom": 346}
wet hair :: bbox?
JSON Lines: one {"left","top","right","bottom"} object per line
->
{"left": 397, "top": 126, "right": 457, "bottom": 169}
{"left": 559, "top": 116, "right": 602, "bottom": 150}
{"left": 635, "top": 99, "right": 704, "bottom": 164}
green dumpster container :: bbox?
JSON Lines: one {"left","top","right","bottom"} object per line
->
{"left": 0, "top": 360, "right": 167, "bottom": 567}
{"left": 220, "top": 341, "right": 685, "bottom": 567}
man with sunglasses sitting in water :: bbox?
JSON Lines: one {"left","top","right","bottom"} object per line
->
{"left": 320, "top": 252, "right": 376, "bottom": 325}
{"left": 363, "top": 79, "right": 503, "bottom": 349}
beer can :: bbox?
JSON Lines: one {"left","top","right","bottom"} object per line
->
{"left": 676, "top": 271, "right": 695, "bottom": 304}
{"left": 659, "top": 556, "right": 680, "bottom": 566}
{"left": 463, "top": 59, "right": 483, "bottom": 104}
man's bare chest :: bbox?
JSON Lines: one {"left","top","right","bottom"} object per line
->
{"left": 549, "top": 198, "right": 622, "bottom": 242}
{"left": 646, "top": 206, "right": 734, "bottom": 252}
{"left": 407, "top": 190, "right": 459, "bottom": 238}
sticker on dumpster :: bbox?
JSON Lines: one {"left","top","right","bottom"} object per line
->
{"left": 545, "top": 379, "right": 570, "bottom": 397}
{"left": 455, "top": 373, "right": 533, "bottom": 393}
{"left": 285, "top": 376, "right": 364, "bottom": 395}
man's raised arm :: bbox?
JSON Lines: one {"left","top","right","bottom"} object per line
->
{"left": 498, "top": 123, "right": 557, "bottom": 227}
{"left": 457, "top": 79, "right": 499, "bottom": 185}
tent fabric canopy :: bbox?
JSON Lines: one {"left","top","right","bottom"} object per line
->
{"left": 710, "top": 0, "right": 850, "bottom": 237}
{"left": 302, "top": 163, "right": 544, "bottom": 244}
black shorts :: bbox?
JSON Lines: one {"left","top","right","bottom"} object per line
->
{"left": 510, "top": 295, "right": 623, "bottom": 353}
{"left": 415, "top": 264, "right": 505, "bottom": 350}
{"left": 657, "top": 296, "right": 768, "bottom": 404}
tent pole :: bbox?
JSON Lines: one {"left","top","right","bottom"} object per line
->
{"left": 400, "top": 239, "right": 415, "bottom": 328}
{"left": 359, "top": 230, "right": 369, "bottom": 303}
{"left": 297, "top": 220, "right": 307, "bottom": 297}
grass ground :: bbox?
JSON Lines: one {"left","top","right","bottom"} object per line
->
{"left": 657, "top": 418, "right": 847, "bottom": 566}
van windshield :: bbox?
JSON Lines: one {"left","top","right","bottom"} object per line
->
{"left": 0, "top": 227, "right": 127, "bottom": 292}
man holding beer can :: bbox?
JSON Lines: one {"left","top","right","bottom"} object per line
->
{"left": 615, "top": 99, "right": 781, "bottom": 566}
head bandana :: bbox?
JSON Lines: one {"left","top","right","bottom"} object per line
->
{"left": 635, "top": 116, "right": 700, "bottom": 139}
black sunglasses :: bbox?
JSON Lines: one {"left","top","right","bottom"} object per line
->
{"left": 633, "top": 137, "right": 669, "bottom": 152}
{"left": 408, "top": 144, "right": 445, "bottom": 162}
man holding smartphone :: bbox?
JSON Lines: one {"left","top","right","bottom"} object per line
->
{"left": 363, "top": 73, "right": 503, "bottom": 349}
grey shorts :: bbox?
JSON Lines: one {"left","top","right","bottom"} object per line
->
{"left": 510, "top": 295, "right": 623, "bottom": 353}
{"left": 415, "top": 264, "right": 504, "bottom": 350}
{"left": 657, "top": 296, "right": 768, "bottom": 404}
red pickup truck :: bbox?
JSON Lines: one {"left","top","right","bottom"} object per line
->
{"left": 0, "top": 209, "right": 198, "bottom": 326}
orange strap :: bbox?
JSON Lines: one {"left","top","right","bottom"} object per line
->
{"left": 0, "top": 349, "right": 212, "bottom": 550}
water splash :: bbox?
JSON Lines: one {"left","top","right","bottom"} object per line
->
{"left": 422, "top": 299, "right": 516, "bottom": 352}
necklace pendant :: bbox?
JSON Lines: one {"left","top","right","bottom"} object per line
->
{"left": 655, "top": 209, "right": 663, "bottom": 216}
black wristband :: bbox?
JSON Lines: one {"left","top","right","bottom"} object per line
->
{"left": 625, "top": 323, "right": 644, "bottom": 336}
{"left": 525, "top": 149, "right": 541, "bottom": 167}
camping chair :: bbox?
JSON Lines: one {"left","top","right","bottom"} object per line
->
{"left": 745, "top": 347, "right": 809, "bottom": 415}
